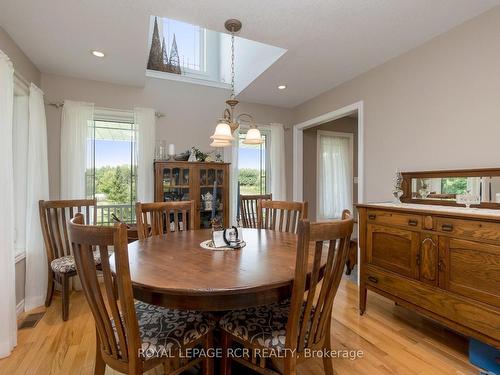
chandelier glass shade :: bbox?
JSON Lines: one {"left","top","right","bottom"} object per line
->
{"left": 210, "top": 120, "right": 234, "bottom": 141}
{"left": 210, "top": 19, "right": 264, "bottom": 147}
{"left": 242, "top": 126, "right": 263, "bottom": 145}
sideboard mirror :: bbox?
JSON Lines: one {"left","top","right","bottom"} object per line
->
{"left": 401, "top": 168, "right": 500, "bottom": 209}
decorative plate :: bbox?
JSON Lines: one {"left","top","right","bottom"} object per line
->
{"left": 199, "top": 239, "right": 246, "bottom": 251}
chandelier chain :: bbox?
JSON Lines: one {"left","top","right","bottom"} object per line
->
{"left": 230, "top": 30, "right": 235, "bottom": 99}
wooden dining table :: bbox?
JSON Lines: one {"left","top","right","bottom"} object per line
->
{"left": 111, "top": 228, "right": 323, "bottom": 311}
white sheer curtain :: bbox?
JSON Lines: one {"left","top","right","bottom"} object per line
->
{"left": 270, "top": 123, "right": 286, "bottom": 200}
{"left": 60, "top": 100, "right": 94, "bottom": 199}
{"left": 318, "top": 133, "right": 352, "bottom": 220}
{"left": 134, "top": 107, "right": 156, "bottom": 202}
{"left": 0, "top": 49, "right": 17, "bottom": 358}
{"left": 24, "top": 83, "right": 49, "bottom": 311}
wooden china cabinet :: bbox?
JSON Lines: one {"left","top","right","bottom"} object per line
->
{"left": 358, "top": 168, "right": 500, "bottom": 349}
{"left": 153, "top": 161, "right": 230, "bottom": 229}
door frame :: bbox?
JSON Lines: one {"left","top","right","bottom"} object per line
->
{"left": 292, "top": 101, "right": 364, "bottom": 205}
{"left": 316, "top": 130, "right": 354, "bottom": 221}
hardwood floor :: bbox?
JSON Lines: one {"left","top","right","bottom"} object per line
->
{"left": 0, "top": 274, "right": 478, "bottom": 374}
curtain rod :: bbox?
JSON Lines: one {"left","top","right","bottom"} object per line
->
{"left": 44, "top": 101, "right": 166, "bottom": 118}
{"left": 14, "top": 71, "right": 30, "bottom": 89}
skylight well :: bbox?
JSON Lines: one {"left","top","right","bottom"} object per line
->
{"left": 146, "top": 16, "right": 286, "bottom": 93}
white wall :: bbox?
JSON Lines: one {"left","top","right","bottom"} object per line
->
{"left": 220, "top": 34, "right": 286, "bottom": 94}
{"left": 293, "top": 6, "right": 500, "bottom": 203}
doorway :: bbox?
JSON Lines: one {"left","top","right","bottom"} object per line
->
{"left": 293, "top": 101, "right": 364, "bottom": 284}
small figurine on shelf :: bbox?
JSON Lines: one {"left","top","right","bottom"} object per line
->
{"left": 188, "top": 147, "right": 197, "bottom": 162}
{"left": 201, "top": 191, "right": 213, "bottom": 211}
{"left": 392, "top": 169, "right": 404, "bottom": 204}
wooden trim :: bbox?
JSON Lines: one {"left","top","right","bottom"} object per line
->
{"left": 292, "top": 100, "right": 364, "bottom": 207}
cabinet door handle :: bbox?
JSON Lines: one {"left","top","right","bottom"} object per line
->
{"left": 367, "top": 276, "right": 378, "bottom": 283}
{"left": 441, "top": 223, "right": 453, "bottom": 232}
{"left": 408, "top": 219, "right": 418, "bottom": 226}
{"left": 438, "top": 259, "right": 446, "bottom": 271}
{"left": 422, "top": 237, "right": 437, "bottom": 248}
{"left": 416, "top": 253, "right": 421, "bottom": 266}
{"left": 368, "top": 214, "right": 376, "bottom": 220}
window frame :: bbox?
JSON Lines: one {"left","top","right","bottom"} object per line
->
{"left": 316, "top": 130, "right": 354, "bottom": 220}
{"left": 162, "top": 18, "right": 207, "bottom": 75}
{"left": 238, "top": 125, "right": 271, "bottom": 196}
{"left": 86, "top": 109, "right": 138, "bottom": 225}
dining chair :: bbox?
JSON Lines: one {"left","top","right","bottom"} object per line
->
{"left": 68, "top": 213, "right": 214, "bottom": 375}
{"left": 239, "top": 194, "right": 272, "bottom": 228}
{"left": 135, "top": 200, "right": 196, "bottom": 240}
{"left": 257, "top": 200, "right": 308, "bottom": 233}
{"left": 220, "top": 210, "right": 354, "bottom": 375}
{"left": 39, "top": 198, "right": 102, "bottom": 321}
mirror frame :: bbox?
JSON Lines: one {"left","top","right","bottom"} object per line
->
{"left": 401, "top": 168, "right": 500, "bottom": 209}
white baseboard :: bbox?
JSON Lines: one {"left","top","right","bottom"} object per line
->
{"left": 16, "top": 300, "right": 25, "bottom": 317}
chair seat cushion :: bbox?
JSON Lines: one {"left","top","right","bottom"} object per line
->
{"left": 220, "top": 299, "right": 311, "bottom": 350}
{"left": 134, "top": 301, "right": 214, "bottom": 352}
{"left": 50, "top": 250, "right": 112, "bottom": 273}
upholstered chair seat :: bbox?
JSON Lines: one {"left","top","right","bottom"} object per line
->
{"left": 50, "top": 250, "right": 112, "bottom": 273}
{"left": 133, "top": 301, "right": 215, "bottom": 352}
{"left": 219, "top": 299, "right": 313, "bottom": 351}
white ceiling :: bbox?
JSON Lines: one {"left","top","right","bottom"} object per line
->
{"left": 1, "top": 0, "right": 499, "bottom": 108}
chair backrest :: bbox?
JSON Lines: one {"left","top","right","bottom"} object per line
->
{"left": 39, "top": 199, "right": 97, "bottom": 263}
{"left": 239, "top": 194, "right": 272, "bottom": 228}
{"left": 286, "top": 210, "right": 354, "bottom": 354}
{"left": 135, "top": 200, "right": 195, "bottom": 239}
{"left": 257, "top": 199, "right": 308, "bottom": 233}
{"left": 68, "top": 214, "right": 141, "bottom": 370}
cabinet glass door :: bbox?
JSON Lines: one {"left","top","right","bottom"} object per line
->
{"left": 199, "top": 167, "right": 224, "bottom": 229}
{"left": 162, "top": 166, "right": 190, "bottom": 202}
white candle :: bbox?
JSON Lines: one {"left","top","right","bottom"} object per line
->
{"left": 168, "top": 144, "right": 175, "bottom": 156}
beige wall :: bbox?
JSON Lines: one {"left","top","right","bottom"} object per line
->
{"left": 303, "top": 117, "right": 358, "bottom": 220}
{"left": 0, "top": 26, "right": 40, "bottom": 86}
{"left": 293, "top": 6, "right": 500, "bottom": 204}
{"left": 41, "top": 73, "right": 294, "bottom": 200}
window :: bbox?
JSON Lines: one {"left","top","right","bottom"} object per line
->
{"left": 238, "top": 129, "right": 270, "bottom": 195}
{"left": 317, "top": 131, "right": 353, "bottom": 220}
{"left": 12, "top": 84, "right": 29, "bottom": 260}
{"left": 162, "top": 18, "right": 205, "bottom": 72}
{"left": 86, "top": 118, "right": 137, "bottom": 225}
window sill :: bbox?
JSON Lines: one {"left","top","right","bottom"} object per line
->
{"left": 146, "top": 70, "right": 231, "bottom": 90}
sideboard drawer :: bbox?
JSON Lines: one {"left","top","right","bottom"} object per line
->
{"left": 436, "top": 217, "right": 500, "bottom": 242}
{"left": 367, "top": 209, "right": 421, "bottom": 229}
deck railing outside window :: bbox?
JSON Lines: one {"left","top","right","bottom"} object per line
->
{"left": 95, "top": 204, "right": 136, "bottom": 226}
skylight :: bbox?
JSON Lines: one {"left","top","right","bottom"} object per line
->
{"left": 146, "top": 16, "right": 286, "bottom": 93}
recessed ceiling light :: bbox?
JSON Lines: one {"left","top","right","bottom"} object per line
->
{"left": 278, "top": 85, "right": 287, "bottom": 90}
{"left": 91, "top": 50, "right": 105, "bottom": 58}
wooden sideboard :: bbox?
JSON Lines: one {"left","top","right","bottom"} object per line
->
{"left": 154, "top": 161, "right": 230, "bottom": 229}
{"left": 358, "top": 203, "right": 500, "bottom": 348}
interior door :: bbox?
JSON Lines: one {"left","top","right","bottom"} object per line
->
{"left": 366, "top": 223, "right": 420, "bottom": 279}
{"left": 439, "top": 237, "right": 500, "bottom": 308}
